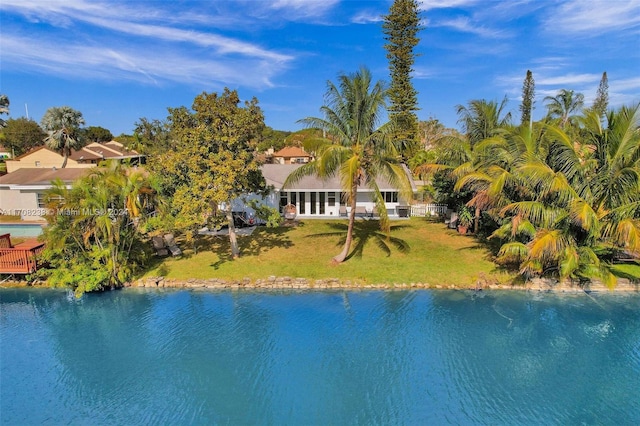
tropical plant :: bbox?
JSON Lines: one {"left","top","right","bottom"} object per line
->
{"left": 456, "top": 97, "right": 512, "bottom": 147}
{"left": 493, "top": 103, "right": 640, "bottom": 286}
{"left": 285, "top": 66, "right": 412, "bottom": 263}
{"left": 520, "top": 70, "right": 535, "bottom": 126}
{"left": 0, "top": 117, "right": 46, "bottom": 156}
{"left": 544, "top": 89, "right": 584, "bottom": 128}
{"left": 39, "top": 161, "right": 158, "bottom": 295}
{"left": 0, "top": 94, "right": 9, "bottom": 128}
{"left": 41, "top": 106, "right": 85, "bottom": 168}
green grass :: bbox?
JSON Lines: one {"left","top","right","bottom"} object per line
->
{"left": 143, "top": 218, "right": 513, "bottom": 286}
{"left": 0, "top": 215, "right": 22, "bottom": 223}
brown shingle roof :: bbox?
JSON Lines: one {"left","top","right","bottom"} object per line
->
{"left": 0, "top": 167, "right": 89, "bottom": 186}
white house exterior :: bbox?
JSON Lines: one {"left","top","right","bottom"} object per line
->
{"left": 0, "top": 168, "right": 87, "bottom": 221}
{"left": 243, "top": 164, "right": 416, "bottom": 219}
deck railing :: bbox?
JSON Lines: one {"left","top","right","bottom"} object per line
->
{"left": 0, "top": 243, "right": 45, "bottom": 274}
{"left": 410, "top": 203, "right": 448, "bottom": 217}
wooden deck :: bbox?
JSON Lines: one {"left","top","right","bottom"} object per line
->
{"left": 0, "top": 234, "right": 45, "bottom": 274}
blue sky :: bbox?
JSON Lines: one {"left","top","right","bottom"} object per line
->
{"left": 1, "top": 0, "right": 639, "bottom": 136}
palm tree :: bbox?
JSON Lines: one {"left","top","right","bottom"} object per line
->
{"left": 41, "top": 106, "right": 85, "bottom": 168}
{"left": 0, "top": 94, "right": 9, "bottom": 128}
{"left": 455, "top": 97, "right": 512, "bottom": 146}
{"left": 544, "top": 89, "right": 584, "bottom": 129}
{"left": 285, "top": 67, "right": 412, "bottom": 263}
{"left": 495, "top": 103, "right": 640, "bottom": 286}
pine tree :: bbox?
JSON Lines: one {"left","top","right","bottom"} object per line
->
{"left": 383, "top": 0, "right": 421, "bottom": 160}
{"left": 592, "top": 71, "right": 609, "bottom": 117}
{"left": 520, "top": 70, "right": 535, "bottom": 126}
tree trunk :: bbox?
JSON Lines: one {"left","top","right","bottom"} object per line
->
{"left": 474, "top": 206, "right": 480, "bottom": 234}
{"left": 225, "top": 204, "right": 240, "bottom": 259}
{"left": 332, "top": 182, "right": 358, "bottom": 264}
{"left": 61, "top": 146, "right": 69, "bottom": 168}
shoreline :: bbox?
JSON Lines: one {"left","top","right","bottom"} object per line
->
{"left": 2, "top": 276, "right": 638, "bottom": 293}
{"left": 129, "top": 275, "right": 639, "bottom": 293}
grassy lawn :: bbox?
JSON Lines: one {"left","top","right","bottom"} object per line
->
{"left": 143, "top": 218, "right": 513, "bottom": 286}
{"left": 0, "top": 215, "right": 23, "bottom": 223}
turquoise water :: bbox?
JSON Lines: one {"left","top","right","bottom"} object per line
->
{"left": 1, "top": 289, "right": 639, "bottom": 425}
{"left": 0, "top": 223, "right": 43, "bottom": 237}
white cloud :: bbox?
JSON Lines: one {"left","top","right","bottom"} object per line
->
{"left": 431, "top": 16, "right": 510, "bottom": 38}
{"left": 351, "top": 11, "right": 383, "bottom": 25}
{"left": 418, "top": 0, "right": 480, "bottom": 12}
{"left": 1, "top": 34, "right": 288, "bottom": 89}
{"left": 269, "top": 0, "right": 340, "bottom": 19}
{"left": 545, "top": 0, "right": 640, "bottom": 35}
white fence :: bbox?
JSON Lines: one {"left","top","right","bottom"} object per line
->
{"left": 410, "top": 203, "right": 448, "bottom": 217}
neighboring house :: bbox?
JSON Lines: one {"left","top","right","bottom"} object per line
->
{"left": 0, "top": 168, "right": 87, "bottom": 221}
{"left": 271, "top": 146, "right": 313, "bottom": 165}
{"left": 6, "top": 141, "right": 143, "bottom": 173}
{"left": 0, "top": 145, "right": 12, "bottom": 160}
{"left": 231, "top": 164, "right": 416, "bottom": 219}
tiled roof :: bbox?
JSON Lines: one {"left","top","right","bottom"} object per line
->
{"left": 0, "top": 167, "right": 89, "bottom": 185}
{"left": 273, "top": 146, "right": 311, "bottom": 158}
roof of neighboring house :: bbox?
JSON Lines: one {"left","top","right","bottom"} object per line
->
{"left": 0, "top": 167, "right": 89, "bottom": 186}
{"left": 272, "top": 146, "right": 312, "bottom": 158}
{"left": 261, "top": 164, "right": 417, "bottom": 192}
{"left": 10, "top": 141, "right": 142, "bottom": 163}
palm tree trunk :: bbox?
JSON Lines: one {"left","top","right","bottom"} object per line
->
{"left": 332, "top": 182, "right": 358, "bottom": 263}
{"left": 474, "top": 206, "right": 480, "bottom": 234}
{"left": 61, "top": 146, "right": 69, "bottom": 168}
{"left": 225, "top": 204, "right": 240, "bottom": 259}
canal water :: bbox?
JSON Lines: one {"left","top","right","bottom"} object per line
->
{"left": 1, "top": 288, "right": 639, "bottom": 424}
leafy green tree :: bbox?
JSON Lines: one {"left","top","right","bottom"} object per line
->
{"left": 83, "top": 126, "right": 113, "bottom": 143}
{"left": 41, "top": 106, "right": 85, "bottom": 168}
{"left": 0, "top": 117, "right": 46, "bottom": 156}
{"left": 257, "top": 126, "right": 292, "bottom": 152}
{"left": 39, "top": 161, "right": 158, "bottom": 295}
{"left": 520, "top": 70, "right": 535, "bottom": 126}
{"left": 383, "top": 0, "right": 422, "bottom": 160}
{"left": 285, "top": 67, "right": 412, "bottom": 263}
{"left": 544, "top": 89, "right": 584, "bottom": 128}
{"left": 149, "top": 89, "right": 266, "bottom": 258}
{"left": 132, "top": 117, "right": 171, "bottom": 154}
{"left": 592, "top": 71, "right": 609, "bottom": 117}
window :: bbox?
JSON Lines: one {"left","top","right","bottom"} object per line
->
{"left": 38, "top": 193, "right": 63, "bottom": 208}
{"left": 328, "top": 192, "right": 336, "bottom": 207}
{"left": 291, "top": 192, "right": 297, "bottom": 206}
{"left": 319, "top": 192, "right": 325, "bottom": 214}
{"left": 35, "top": 161, "right": 41, "bottom": 167}
{"left": 310, "top": 192, "right": 317, "bottom": 214}
{"left": 280, "top": 191, "right": 288, "bottom": 208}
{"left": 385, "top": 192, "right": 398, "bottom": 203}
{"left": 299, "top": 192, "right": 306, "bottom": 214}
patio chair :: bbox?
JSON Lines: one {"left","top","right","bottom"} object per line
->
{"left": 163, "top": 233, "right": 182, "bottom": 256}
{"left": 152, "top": 236, "right": 169, "bottom": 257}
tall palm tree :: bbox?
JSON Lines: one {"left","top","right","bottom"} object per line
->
{"left": 285, "top": 67, "right": 412, "bottom": 263}
{"left": 544, "top": 89, "right": 584, "bottom": 129}
{"left": 41, "top": 106, "right": 85, "bottom": 168}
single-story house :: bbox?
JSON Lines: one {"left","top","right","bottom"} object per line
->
{"left": 231, "top": 164, "right": 416, "bottom": 219}
{"left": 0, "top": 168, "right": 88, "bottom": 221}
{"left": 6, "top": 141, "right": 143, "bottom": 173}
{"left": 271, "top": 146, "right": 313, "bottom": 165}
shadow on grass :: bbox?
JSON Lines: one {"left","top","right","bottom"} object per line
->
{"left": 306, "top": 220, "right": 411, "bottom": 260}
{"left": 207, "top": 226, "right": 295, "bottom": 269}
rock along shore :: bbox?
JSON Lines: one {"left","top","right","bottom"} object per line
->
{"left": 125, "top": 275, "right": 640, "bottom": 293}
